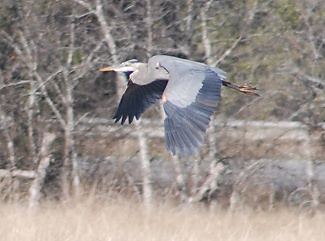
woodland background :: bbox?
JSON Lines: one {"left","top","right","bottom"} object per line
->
{"left": 0, "top": 0, "right": 324, "bottom": 211}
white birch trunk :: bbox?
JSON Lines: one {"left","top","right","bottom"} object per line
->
{"left": 208, "top": 117, "right": 220, "bottom": 210}
{"left": 185, "top": 0, "right": 194, "bottom": 55}
{"left": 63, "top": 79, "right": 80, "bottom": 199}
{"left": 200, "top": 2, "right": 213, "bottom": 65}
{"left": 305, "top": 129, "right": 319, "bottom": 210}
{"left": 146, "top": 0, "right": 153, "bottom": 57}
{"left": 27, "top": 81, "right": 37, "bottom": 165}
{"left": 172, "top": 155, "right": 188, "bottom": 203}
{"left": 190, "top": 155, "right": 200, "bottom": 197}
{"left": 200, "top": 4, "right": 221, "bottom": 209}
{"left": 29, "top": 132, "right": 56, "bottom": 209}
{"left": 0, "top": 106, "right": 16, "bottom": 170}
{"left": 0, "top": 105, "right": 18, "bottom": 201}
{"left": 135, "top": 120, "right": 152, "bottom": 208}
{"left": 65, "top": 12, "right": 81, "bottom": 197}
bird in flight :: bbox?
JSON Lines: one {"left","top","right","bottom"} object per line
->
{"left": 100, "top": 55, "right": 258, "bottom": 157}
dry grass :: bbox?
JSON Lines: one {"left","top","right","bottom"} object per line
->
{"left": 0, "top": 198, "right": 325, "bottom": 241}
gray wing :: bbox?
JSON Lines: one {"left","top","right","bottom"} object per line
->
{"left": 153, "top": 56, "right": 223, "bottom": 156}
{"left": 211, "top": 67, "right": 226, "bottom": 80}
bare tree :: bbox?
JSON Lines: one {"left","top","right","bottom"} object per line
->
{"left": 1, "top": 0, "right": 106, "bottom": 200}
{"left": 75, "top": 0, "right": 155, "bottom": 207}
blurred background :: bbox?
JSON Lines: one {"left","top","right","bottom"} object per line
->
{"left": 0, "top": 0, "right": 324, "bottom": 211}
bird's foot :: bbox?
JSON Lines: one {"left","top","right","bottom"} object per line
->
{"left": 237, "top": 84, "right": 259, "bottom": 96}
{"left": 222, "top": 80, "right": 259, "bottom": 96}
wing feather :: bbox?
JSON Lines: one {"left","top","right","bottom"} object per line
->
{"left": 160, "top": 60, "right": 222, "bottom": 156}
{"left": 114, "top": 79, "right": 168, "bottom": 124}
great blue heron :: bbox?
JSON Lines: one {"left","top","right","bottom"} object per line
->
{"left": 100, "top": 55, "right": 258, "bottom": 156}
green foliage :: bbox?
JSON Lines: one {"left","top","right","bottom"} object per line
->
{"left": 273, "top": 0, "right": 303, "bottom": 30}
{"left": 72, "top": 51, "right": 86, "bottom": 65}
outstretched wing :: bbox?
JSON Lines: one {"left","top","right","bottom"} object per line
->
{"left": 114, "top": 79, "right": 168, "bottom": 124}
{"left": 153, "top": 56, "right": 222, "bottom": 156}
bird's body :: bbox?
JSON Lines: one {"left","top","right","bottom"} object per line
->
{"left": 100, "top": 55, "right": 257, "bottom": 156}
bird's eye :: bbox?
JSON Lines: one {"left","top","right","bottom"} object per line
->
{"left": 156, "top": 62, "right": 161, "bottom": 69}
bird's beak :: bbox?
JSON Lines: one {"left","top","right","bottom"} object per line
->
{"left": 99, "top": 66, "right": 117, "bottom": 72}
{"left": 99, "top": 65, "right": 135, "bottom": 73}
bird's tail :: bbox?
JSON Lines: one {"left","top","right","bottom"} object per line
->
{"left": 222, "top": 80, "right": 259, "bottom": 96}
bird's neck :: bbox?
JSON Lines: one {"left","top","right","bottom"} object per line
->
{"left": 130, "top": 63, "right": 169, "bottom": 85}
{"left": 130, "top": 64, "right": 148, "bottom": 85}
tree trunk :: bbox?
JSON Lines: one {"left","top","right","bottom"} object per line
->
{"left": 135, "top": 120, "right": 152, "bottom": 208}
{"left": 172, "top": 155, "right": 188, "bottom": 204}
{"left": 185, "top": 0, "right": 194, "bottom": 55}
{"left": 146, "top": 0, "right": 153, "bottom": 57}
{"left": 200, "top": 5, "right": 222, "bottom": 209}
{"left": 305, "top": 128, "right": 319, "bottom": 210}
{"left": 64, "top": 68, "right": 80, "bottom": 199}
{"left": 0, "top": 104, "right": 18, "bottom": 201}
{"left": 200, "top": 2, "right": 213, "bottom": 65}
{"left": 208, "top": 117, "right": 220, "bottom": 210}
{"left": 27, "top": 81, "right": 38, "bottom": 165}
{"left": 29, "top": 132, "right": 56, "bottom": 209}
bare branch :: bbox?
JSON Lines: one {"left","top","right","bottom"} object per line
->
{"left": 0, "top": 80, "right": 31, "bottom": 91}
{"left": 73, "top": 0, "right": 94, "bottom": 12}
{"left": 189, "top": 162, "right": 225, "bottom": 203}
{"left": 94, "top": 0, "right": 119, "bottom": 64}
{"left": 213, "top": 36, "right": 242, "bottom": 66}
{"left": 0, "top": 169, "right": 37, "bottom": 179}
{"left": 4, "top": 29, "right": 67, "bottom": 127}
{"left": 48, "top": 77, "right": 67, "bottom": 105}
{"left": 2, "top": 31, "right": 29, "bottom": 66}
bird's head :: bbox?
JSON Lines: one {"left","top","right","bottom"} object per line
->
{"left": 100, "top": 58, "right": 168, "bottom": 85}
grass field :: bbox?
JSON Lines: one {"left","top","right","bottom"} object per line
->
{"left": 0, "top": 198, "right": 324, "bottom": 241}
